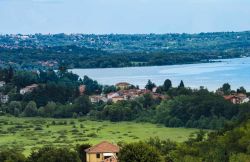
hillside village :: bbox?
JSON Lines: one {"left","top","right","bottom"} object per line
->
{"left": 90, "top": 82, "right": 167, "bottom": 104}
{"left": 1, "top": 78, "right": 250, "bottom": 105}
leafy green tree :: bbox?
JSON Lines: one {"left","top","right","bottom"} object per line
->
{"left": 82, "top": 76, "right": 102, "bottom": 95}
{"left": 0, "top": 149, "right": 26, "bottom": 162}
{"left": 163, "top": 79, "right": 172, "bottom": 91}
{"left": 222, "top": 83, "right": 231, "bottom": 95}
{"left": 145, "top": 80, "right": 156, "bottom": 91}
{"left": 229, "top": 153, "right": 250, "bottom": 162}
{"left": 39, "top": 102, "right": 57, "bottom": 117}
{"left": 23, "top": 101, "right": 38, "bottom": 117}
{"left": 8, "top": 101, "right": 22, "bottom": 116}
{"left": 13, "top": 71, "right": 38, "bottom": 88}
{"left": 73, "top": 95, "right": 92, "bottom": 115}
{"left": 102, "top": 85, "right": 117, "bottom": 94}
{"left": 237, "top": 86, "right": 246, "bottom": 94}
{"left": 75, "top": 144, "right": 91, "bottom": 162}
{"left": 27, "top": 147, "right": 81, "bottom": 162}
{"left": 6, "top": 65, "right": 14, "bottom": 83}
{"left": 178, "top": 80, "right": 185, "bottom": 88}
{"left": 119, "top": 142, "right": 162, "bottom": 162}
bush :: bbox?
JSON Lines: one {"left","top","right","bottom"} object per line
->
{"left": 0, "top": 149, "right": 26, "bottom": 162}
{"left": 119, "top": 142, "right": 162, "bottom": 162}
{"left": 27, "top": 147, "right": 81, "bottom": 162}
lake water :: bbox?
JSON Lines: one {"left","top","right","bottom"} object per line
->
{"left": 71, "top": 57, "right": 250, "bottom": 91}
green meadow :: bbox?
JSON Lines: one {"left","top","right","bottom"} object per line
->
{"left": 0, "top": 116, "right": 199, "bottom": 156}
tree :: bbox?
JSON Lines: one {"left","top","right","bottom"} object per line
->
{"left": 8, "top": 101, "right": 22, "bottom": 116}
{"left": 145, "top": 80, "right": 156, "bottom": 91}
{"left": 12, "top": 71, "right": 38, "bottom": 88}
{"left": 237, "top": 87, "right": 246, "bottom": 94}
{"left": 27, "top": 147, "right": 81, "bottom": 162}
{"left": 102, "top": 85, "right": 117, "bottom": 94}
{"left": 73, "top": 95, "right": 92, "bottom": 115}
{"left": 82, "top": 76, "right": 102, "bottom": 95}
{"left": 23, "top": 101, "right": 38, "bottom": 117}
{"left": 6, "top": 65, "right": 14, "bottom": 83}
{"left": 178, "top": 80, "right": 185, "bottom": 88}
{"left": 119, "top": 142, "right": 162, "bottom": 162}
{"left": 0, "top": 149, "right": 26, "bottom": 162}
{"left": 163, "top": 79, "right": 172, "bottom": 91}
{"left": 40, "top": 102, "right": 57, "bottom": 117}
{"left": 75, "top": 144, "right": 91, "bottom": 162}
{"left": 222, "top": 83, "right": 231, "bottom": 95}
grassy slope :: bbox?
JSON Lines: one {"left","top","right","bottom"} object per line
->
{"left": 0, "top": 116, "right": 199, "bottom": 156}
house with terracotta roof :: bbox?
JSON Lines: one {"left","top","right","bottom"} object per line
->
{"left": 20, "top": 84, "right": 38, "bottom": 95}
{"left": 111, "top": 96, "right": 125, "bottom": 103}
{"left": 224, "top": 93, "right": 249, "bottom": 104}
{"left": 85, "top": 141, "right": 119, "bottom": 162}
{"left": 224, "top": 95, "right": 240, "bottom": 104}
{"left": 115, "top": 82, "right": 131, "bottom": 90}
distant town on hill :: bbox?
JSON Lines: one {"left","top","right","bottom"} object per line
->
{"left": 0, "top": 31, "right": 250, "bottom": 69}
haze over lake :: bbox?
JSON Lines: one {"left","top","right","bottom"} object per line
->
{"left": 71, "top": 57, "right": 250, "bottom": 91}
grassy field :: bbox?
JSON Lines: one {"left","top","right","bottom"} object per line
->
{"left": 0, "top": 116, "right": 199, "bottom": 156}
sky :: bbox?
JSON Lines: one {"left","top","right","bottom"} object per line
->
{"left": 0, "top": 0, "right": 250, "bottom": 34}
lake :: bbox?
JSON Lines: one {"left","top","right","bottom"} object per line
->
{"left": 71, "top": 57, "right": 250, "bottom": 91}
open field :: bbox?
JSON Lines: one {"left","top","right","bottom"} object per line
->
{"left": 0, "top": 116, "right": 200, "bottom": 156}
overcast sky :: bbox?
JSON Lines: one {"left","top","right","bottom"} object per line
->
{"left": 0, "top": 0, "right": 250, "bottom": 34}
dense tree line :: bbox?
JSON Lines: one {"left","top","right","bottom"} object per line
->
{"left": 0, "top": 67, "right": 100, "bottom": 117}
{"left": 1, "top": 42, "right": 250, "bottom": 70}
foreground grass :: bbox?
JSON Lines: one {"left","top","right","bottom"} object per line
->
{"left": 0, "top": 116, "right": 199, "bottom": 156}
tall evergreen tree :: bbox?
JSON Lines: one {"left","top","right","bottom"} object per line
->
{"left": 163, "top": 79, "right": 172, "bottom": 91}
{"left": 178, "top": 80, "right": 185, "bottom": 88}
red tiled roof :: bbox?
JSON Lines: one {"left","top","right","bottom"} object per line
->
{"left": 85, "top": 141, "right": 120, "bottom": 153}
{"left": 115, "top": 82, "right": 130, "bottom": 86}
{"left": 224, "top": 95, "right": 236, "bottom": 100}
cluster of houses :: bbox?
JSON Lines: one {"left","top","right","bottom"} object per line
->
{"left": 38, "top": 61, "right": 58, "bottom": 68}
{"left": 90, "top": 82, "right": 167, "bottom": 104}
{"left": 223, "top": 93, "right": 250, "bottom": 104}
{"left": 0, "top": 82, "right": 39, "bottom": 104}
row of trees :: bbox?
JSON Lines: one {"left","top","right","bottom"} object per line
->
{"left": 1, "top": 95, "right": 91, "bottom": 118}
{"left": 0, "top": 146, "right": 86, "bottom": 162}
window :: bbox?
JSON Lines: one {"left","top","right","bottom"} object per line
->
{"left": 96, "top": 153, "right": 100, "bottom": 158}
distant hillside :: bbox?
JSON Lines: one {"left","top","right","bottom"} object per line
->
{"left": 1, "top": 31, "right": 250, "bottom": 53}
{"left": 0, "top": 31, "right": 250, "bottom": 69}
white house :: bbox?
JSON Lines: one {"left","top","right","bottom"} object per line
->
{"left": 90, "top": 95, "right": 108, "bottom": 103}
{"left": 242, "top": 97, "right": 250, "bottom": 104}
{"left": 20, "top": 84, "right": 38, "bottom": 95}
{"left": 0, "top": 81, "right": 5, "bottom": 87}
{"left": 107, "top": 92, "right": 119, "bottom": 99}
{"left": 0, "top": 94, "right": 9, "bottom": 104}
